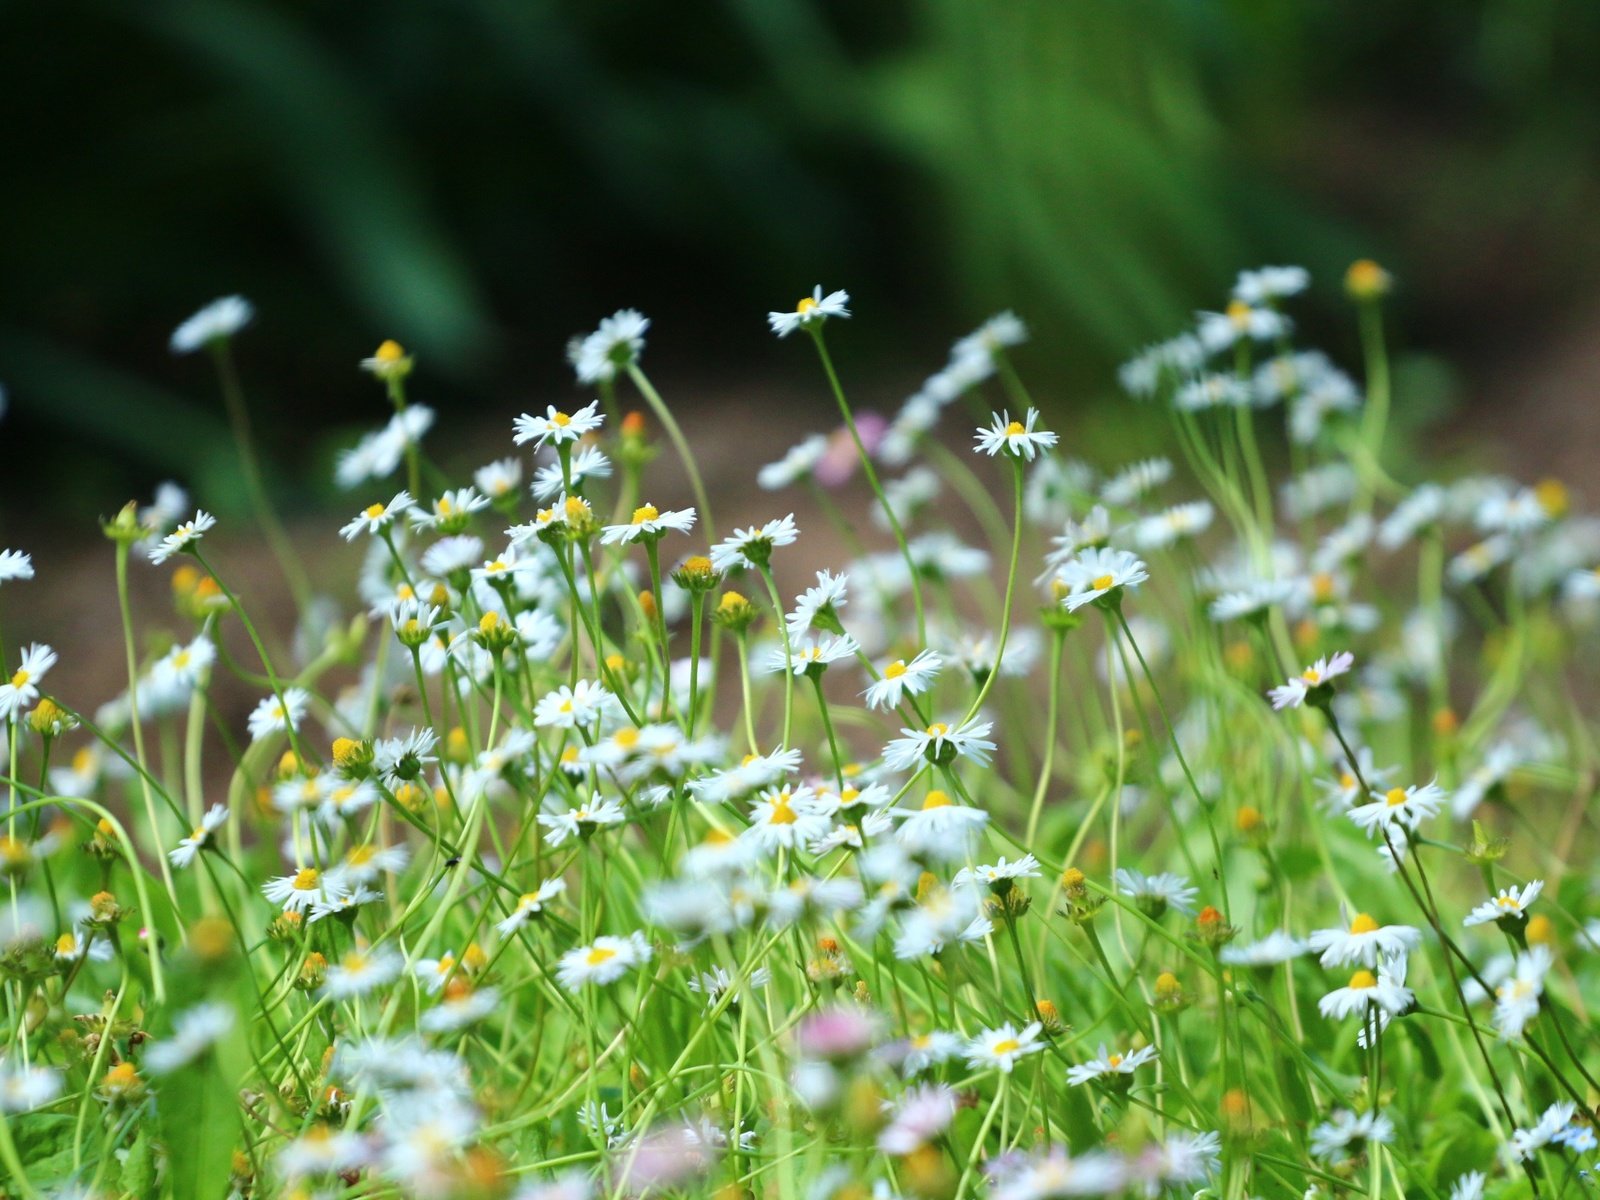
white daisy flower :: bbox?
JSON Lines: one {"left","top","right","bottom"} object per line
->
{"left": 0, "top": 643, "right": 57, "bottom": 721}
{"left": 710, "top": 515, "right": 800, "bottom": 572}
{"left": 1267, "top": 651, "right": 1355, "bottom": 709}
{"left": 533, "top": 445, "right": 612, "bottom": 501}
{"left": 1317, "top": 959, "right": 1413, "bottom": 1023}
{"left": 1464, "top": 880, "right": 1543, "bottom": 928}
{"left": 1233, "top": 265, "right": 1309, "bottom": 304}
{"left": 758, "top": 435, "right": 829, "bottom": 490}
{"left": 863, "top": 649, "right": 941, "bottom": 711}
{"left": 144, "top": 1002, "right": 235, "bottom": 1074}
{"left": 340, "top": 491, "right": 416, "bottom": 541}
{"left": 0, "top": 1059, "right": 62, "bottom": 1113}
{"left": 1512, "top": 1101, "right": 1577, "bottom": 1160}
{"left": 883, "top": 719, "right": 996, "bottom": 771}
{"left": 170, "top": 295, "right": 253, "bottom": 354}
{"left": 496, "top": 879, "right": 567, "bottom": 936}
{"left": 600, "top": 503, "right": 697, "bottom": 545}
{"left": 571, "top": 309, "right": 649, "bottom": 383}
{"left": 0, "top": 549, "right": 35, "bottom": 585}
{"left": 1307, "top": 912, "right": 1422, "bottom": 967}
{"left": 168, "top": 804, "right": 228, "bottom": 869}
{"left": 1133, "top": 501, "right": 1214, "bottom": 551}
{"left": 474, "top": 457, "right": 523, "bottom": 501}
{"left": 974, "top": 408, "right": 1057, "bottom": 461}
{"left": 1310, "top": 1109, "right": 1393, "bottom": 1163}
{"left": 556, "top": 932, "right": 653, "bottom": 991}
{"left": 1114, "top": 868, "right": 1199, "bottom": 917}
{"left": 1100, "top": 457, "right": 1172, "bottom": 507}
{"left": 538, "top": 797, "right": 626, "bottom": 848}
{"left": 953, "top": 855, "right": 1040, "bottom": 892}
{"left": 513, "top": 400, "right": 604, "bottom": 449}
{"left": 1065, "top": 1043, "right": 1158, "bottom": 1086}
{"left": 534, "top": 680, "right": 619, "bottom": 729}
{"left": 765, "top": 634, "right": 858, "bottom": 677}
{"left": 1058, "top": 547, "right": 1149, "bottom": 612}
{"left": 410, "top": 487, "right": 489, "bottom": 532}
{"left": 786, "top": 569, "right": 849, "bottom": 639}
{"left": 964, "top": 1022, "right": 1044, "bottom": 1074}
{"left": 890, "top": 790, "right": 990, "bottom": 861}
{"left": 1348, "top": 780, "right": 1448, "bottom": 836}
{"left": 262, "top": 867, "right": 346, "bottom": 913}
{"left": 246, "top": 687, "right": 309, "bottom": 743}
{"left": 768, "top": 286, "right": 850, "bottom": 338}
{"left": 148, "top": 510, "right": 216, "bottom": 565}
{"left": 1219, "top": 930, "right": 1308, "bottom": 966}
{"left": 321, "top": 946, "right": 404, "bottom": 1000}
{"left": 1196, "top": 300, "right": 1289, "bottom": 352}
{"left": 1494, "top": 945, "right": 1552, "bottom": 1041}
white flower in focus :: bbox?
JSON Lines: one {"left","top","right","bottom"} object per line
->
{"left": 974, "top": 408, "right": 1058, "bottom": 461}
{"left": 168, "top": 804, "right": 228, "bottom": 869}
{"left": 0, "top": 643, "right": 57, "bottom": 721}
{"left": 710, "top": 515, "right": 800, "bottom": 572}
{"left": 148, "top": 510, "right": 216, "bottom": 565}
{"left": 1307, "top": 912, "right": 1422, "bottom": 967}
{"left": 863, "top": 649, "right": 941, "bottom": 711}
{"left": 340, "top": 491, "right": 416, "bottom": 541}
{"left": 964, "top": 1022, "right": 1044, "bottom": 1074}
{"left": 513, "top": 401, "right": 604, "bottom": 449}
{"left": 1464, "top": 880, "right": 1543, "bottom": 928}
{"left": 1267, "top": 651, "right": 1355, "bottom": 709}
{"left": 600, "top": 503, "right": 697, "bottom": 545}
{"left": 1065, "top": 1044, "right": 1158, "bottom": 1086}
{"left": 1058, "top": 548, "right": 1149, "bottom": 612}
{"left": 768, "top": 286, "right": 850, "bottom": 338}
{"left": 247, "top": 687, "right": 309, "bottom": 742}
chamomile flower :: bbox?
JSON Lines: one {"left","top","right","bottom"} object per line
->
{"left": 766, "top": 634, "right": 859, "bottom": 677}
{"left": 758, "top": 435, "right": 829, "bottom": 490}
{"left": 965, "top": 1022, "right": 1044, "bottom": 1073}
{"left": 321, "top": 946, "right": 404, "bottom": 1000}
{"left": 168, "top": 804, "right": 228, "bottom": 868}
{"left": 891, "top": 790, "right": 990, "bottom": 860}
{"left": 768, "top": 286, "right": 850, "bottom": 338}
{"left": 0, "top": 643, "right": 56, "bottom": 720}
{"left": 1114, "top": 868, "right": 1199, "bottom": 917}
{"left": 1318, "top": 959, "right": 1413, "bottom": 1023}
{"left": 711, "top": 515, "right": 800, "bottom": 572}
{"left": 953, "top": 855, "right": 1040, "bottom": 892}
{"left": 246, "top": 687, "right": 309, "bottom": 742}
{"left": 497, "top": 879, "right": 567, "bottom": 936}
{"left": 1348, "top": 780, "right": 1448, "bottom": 836}
{"left": 1132, "top": 501, "right": 1214, "bottom": 550}
{"left": 786, "top": 570, "right": 850, "bottom": 638}
{"left": 1310, "top": 1109, "right": 1393, "bottom": 1163}
{"left": 341, "top": 491, "right": 416, "bottom": 541}
{"left": 513, "top": 400, "right": 604, "bottom": 449}
{"left": 1494, "top": 945, "right": 1552, "bottom": 1040}
{"left": 974, "top": 408, "right": 1057, "bottom": 461}
{"left": 1307, "top": 912, "right": 1422, "bottom": 967}
{"left": 474, "top": 457, "right": 523, "bottom": 501}
{"left": 148, "top": 510, "right": 216, "bottom": 565}
{"left": 556, "top": 932, "right": 653, "bottom": 991}
{"left": 1197, "top": 300, "right": 1289, "bottom": 351}
{"left": 410, "top": 488, "right": 489, "bottom": 532}
{"left": 1267, "top": 651, "right": 1355, "bottom": 709}
{"left": 538, "top": 797, "right": 626, "bottom": 848}
{"left": 883, "top": 719, "right": 996, "bottom": 771}
{"left": 533, "top": 445, "right": 613, "bottom": 501}
{"left": 144, "top": 1002, "right": 235, "bottom": 1074}
{"left": 0, "top": 550, "right": 34, "bottom": 585}
{"left": 571, "top": 309, "right": 649, "bottom": 383}
{"left": 534, "top": 680, "right": 619, "bottom": 729}
{"left": 600, "top": 503, "right": 697, "bottom": 545}
{"left": 1066, "top": 1044, "right": 1158, "bottom": 1086}
{"left": 262, "top": 867, "right": 346, "bottom": 914}
{"left": 1512, "top": 1101, "right": 1577, "bottom": 1160}
{"left": 1058, "top": 548, "right": 1149, "bottom": 612}
{"left": 863, "top": 649, "right": 941, "bottom": 711}
{"left": 170, "top": 295, "right": 253, "bottom": 353}
{"left": 1464, "top": 880, "right": 1543, "bottom": 928}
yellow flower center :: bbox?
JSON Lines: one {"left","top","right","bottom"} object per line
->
{"left": 1301, "top": 668, "right": 1321, "bottom": 684}
{"left": 1340, "top": 772, "right": 1357, "bottom": 790}
{"left": 1496, "top": 895, "right": 1519, "bottom": 909}
{"left": 632, "top": 504, "right": 659, "bottom": 524}
{"left": 552, "top": 411, "right": 572, "bottom": 427}
{"left": 796, "top": 297, "right": 818, "bottom": 315}
{"left": 992, "top": 1038, "right": 1020, "bottom": 1055}
{"left": 1226, "top": 298, "right": 1252, "bottom": 328}
{"left": 343, "top": 952, "right": 369, "bottom": 972}
{"left": 56, "top": 933, "right": 77, "bottom": 954}
{"left": 10, "top": 669, "right": 28, "bottom": 687}
{"left": 768, "top": 793, "right": 798, "bottom": 825}
{"left": 347, "top": 845, "right": 375, "bottom": 866}
{"left": 1349, "top": 969, "right": 1377, "bottom": 989}
{"left": 922, "top": 790, "right": 952, "bottom": 810}
{"left": 1107, "top": 1053, "right": 1124, "bottom": 1068}
{"left": 884, "top": 659, "right": 908, "bottom": 679}
{"left": 190, "top": 826, "right": 206, "bottom": 841}
{"left": 1385, "top": 788, "right": 1408, "bottom": 807}
{"left": 1004, "top": 421, "right": 1025, "bottom": 437}
{"left": 374, "top": 339, "right": 405, "bottom": 362}
{"left": 519, "top": 892, "right": 542, "bottom": 910}
{"left": 292, "top": 867, "right": 320, "bottom": 891}
{"left": 926, "top": 723, "right": 950, "bottom": 737}
{"left": 1091, "top": 574, "right": 1114, "bottom": 591}
{"left": 364, "top": 503, "right": 385, "bottom": 519}
{"left": 586, "top": 945, "right": 617, "bottom": 966}
{"left": 1349, "top": 912, "right": 1379, "bottom": 934}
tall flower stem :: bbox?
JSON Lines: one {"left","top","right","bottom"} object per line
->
{"left": 625, "top": 365, "right": 716, "bottom": 541}
{"left": 807, "top": 329, "right": 926, "bottom": 643}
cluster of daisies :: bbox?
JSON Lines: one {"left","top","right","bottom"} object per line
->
{"left": 1, "top": 265, "right": 1598, "bottom": 1200}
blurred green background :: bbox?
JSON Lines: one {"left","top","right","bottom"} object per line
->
{"left": 5, "top": 0, "right": 1600, "bottom": 526}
